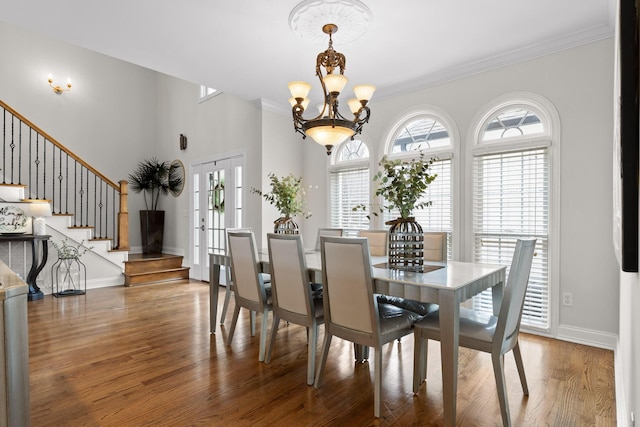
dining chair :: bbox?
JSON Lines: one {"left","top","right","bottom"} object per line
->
{"left": 314, "top": 228, "right": 343, "bottom": 251}
{"left": 220, "top": 228, "right": 270, "bottom": 327}
{"left": 377, "top": 230, "right": 448, "bottom": 317}
{"left": 413, "top": 238, "right": 536, "bottom": 426}
{"left": 314, "top": 236, "right": 422, "bottom": 418}
{"left": 424, "top": 231, "right": 448, "bottom": 262}
{"left": 226, "top": 230, "right": 273, "bottom": 362}
{"left": 265, "top": 233, "right": 323, "bottom": 385}
{"left": 356, "top": 230, "right": 388, "bottom": 256}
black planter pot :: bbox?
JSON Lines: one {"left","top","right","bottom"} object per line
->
{"left": 140, "top": 210, "right": 165, "bottom": 254}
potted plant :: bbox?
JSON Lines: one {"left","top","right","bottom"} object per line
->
{"left": 129, "top": 158, "right": 184, "bottom": 253}
{"left": 252, "top": 173, "right": 311, "bottom": 234}
{"left": 355, "top": 151, "right": 437, "bottom": 270}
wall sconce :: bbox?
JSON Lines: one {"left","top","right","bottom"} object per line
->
{"left": 47, "top": 74, "right": 72, "bottom": 94}
{"left": 29, "top": 201, "right": 52, "bottom": 235}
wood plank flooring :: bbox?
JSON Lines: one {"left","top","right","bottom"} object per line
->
{"left": 27, "top": 280, "right": 616, "bottom": 426}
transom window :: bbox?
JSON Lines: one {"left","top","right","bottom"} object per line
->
{"left": 391, "top": 116, "right": 451, "bottom": 153}
{"left": 481, "top": 107, "right": 544, "bottom": 142}
{"left": 337, "top": 139, "right": 369, "bottom": 161}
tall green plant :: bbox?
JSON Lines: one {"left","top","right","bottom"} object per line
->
{"left": 129, "top": 158, "right": 183, "bottom": 210}
{"left": 252, "top": 173, "right": 311, "bottom": 218}
{"left": 354, "top": 152, "right": 437, "bottom": 219}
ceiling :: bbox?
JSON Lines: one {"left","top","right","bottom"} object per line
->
{"left": 0, "top": 0, "right": 615, "bottom": 109}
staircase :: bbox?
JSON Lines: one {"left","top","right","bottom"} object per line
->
{"left": 123, "top": 254, "right": 190, "bottom": 286}
{"left": 0, "top": 99, "right": 191, "bottom": 289}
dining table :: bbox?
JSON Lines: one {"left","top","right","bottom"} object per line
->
{"left": 209, "top": 250, "right": 506, "bottom": 427}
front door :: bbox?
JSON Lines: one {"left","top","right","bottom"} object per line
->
{"left": 189, "top": 155, "right": 244, "bottom": 281}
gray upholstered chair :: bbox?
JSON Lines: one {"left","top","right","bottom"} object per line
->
{"left": 265, "top": 233, "right": 323, "bottom": 385}
{"left": 226, "top": 230, "right": 273, "bottom": 362}
{"left": 314, "top": 236, "right": 422, "bottom": 418}
{"left": 314, "top": 228, "right": 343, "bottom": 251}
{"left": 424, "top": 231, "right": 448, "bottom": 262}
{"left": 356, "top": 230, "right": 388, "bottom": 256}
{"left": 413, "top": 238, "right": 536, "bottom": 427}
{"left": 220, "top": 227, "right": 270, "bottom": 327}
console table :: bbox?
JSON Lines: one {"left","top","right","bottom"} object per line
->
{"left": 0, "top": 234, "right": 50, "bottom": 301}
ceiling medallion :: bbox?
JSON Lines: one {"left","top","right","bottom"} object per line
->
{"left": 289, "top": 0, "right": 373, "bottom": 45}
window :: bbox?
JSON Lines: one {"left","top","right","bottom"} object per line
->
{"left": 199, "top": 85, "right": 218, "bottom": 102}
{"left": 329, "top": 139, "right": 370, "bottom": 233}
{"left": 383, "top": 112, "right": 455, "bottom": 259}
{"left": 471, "top": 101, "right": 555, "bottom": 331}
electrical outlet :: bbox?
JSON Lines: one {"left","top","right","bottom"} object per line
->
{"left": 562, "top": 292, "right": 573, "bottom": 307}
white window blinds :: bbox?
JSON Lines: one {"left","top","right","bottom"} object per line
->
{"left": 472, "top": 147, "right": 549, "bottom": 330}
{"left": 330, "top": 167, "right": 370, "bottom": 231}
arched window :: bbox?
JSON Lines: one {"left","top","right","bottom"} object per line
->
{"left": 382, "top": 110, "right": 457, "bottom": 259}
{"left": 328, "top": 138, "right": 371, "bottom": 233}
{"left": 470, "top": 93, "right": 559, "bottom": 332}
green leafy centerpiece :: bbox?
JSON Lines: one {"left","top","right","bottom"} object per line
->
{"left": 356, "top": 152, "right": 437, "bottom": 271}
{"left": 252, "top": 173, "right": 311, "bottom": 234}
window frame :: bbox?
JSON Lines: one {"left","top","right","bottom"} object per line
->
{"left": 466, "top": 92, "right": 561, "bottom": 335}
{"left": 327, "top": 136, "right": 374, "bottom": 234}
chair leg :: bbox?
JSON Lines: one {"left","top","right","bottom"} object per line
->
{"left": 220, "top": 285, "right": 232, "bottom": 325}
{"left": 513, "top": 342, "right": 529, "bottom": 395}
{"left": 265, "top": 316, "right": 280, "bottom": 364}
{"left": 374, "top": 346, "right": 382, "bottom": 418}
{"left": 307, "top": 322, "right": 318, "bottom": 385}
{"left": 226, "top": 305, "right": 241, "bottom": 346}
{"left": 314, "top": 333, "right": 333, "bottom": 389}
{"left": 413, "top": 332, "right": 428, "bottom": 394}
{"left": 258, "top": 308, "right": 269, "bottom": 362}
{"left": 250, "top": 311, "right": 256, "bottom": 336}
{"left": 492, "top": 352, "right": 512, "bottom": 427}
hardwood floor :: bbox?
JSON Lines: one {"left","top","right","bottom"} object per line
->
{"left": 27, "top": 280, "right": 616, "bottom": 426}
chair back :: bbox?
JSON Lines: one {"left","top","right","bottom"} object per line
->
{"left": 225, "top": 227, "right": 252, "bottom": 282}
{"left": 267, "top": 233, "right": 315, "bottom": 325}
{"left": 494, "top": 238, "right": 536, "bottom": 353}
{"left": 321, "top": 236, "right": 378, "bottom": 346}
{"left": 227, "top": 231, "right": 267, "bottom": 311}
{"left": 357, "top": 230, "right": 388, "bottom": 257}
{"left": 424, "top": 232, "right": 447, "bottom": 262}
{"left": 315, "top": 228, "right": 343, "bottom": 251}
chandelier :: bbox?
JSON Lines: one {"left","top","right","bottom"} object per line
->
{"left": 288, "top": 24, "right": 375, "bottom": 155}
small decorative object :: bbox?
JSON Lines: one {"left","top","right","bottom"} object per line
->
{"left": 29, "top": 201, "right": 52, "bottom": 235}
{"left": 252, "top": 173, "right": 312, "bottom": 234}
{"left": 354, "top": 152, "right": 437, "bottom": 271}
{"left": 51, "top": 238, "right": 92, "bottom": 297}
{"left": 179, "top": 134, "right": 188, "bottom": 150}
{"left": 129, "top": 158, "right": 184, "bottom": 253}
{"left": 0, "top": 202, "right": 32, "bottom": 234}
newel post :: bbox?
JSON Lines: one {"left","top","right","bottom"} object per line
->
{"left": 117, "top": 180, "right": 130, "bottom": 250}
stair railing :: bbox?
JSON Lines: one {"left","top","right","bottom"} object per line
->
{"left": 1, "top": 100, "right": 129, "bottom": 250}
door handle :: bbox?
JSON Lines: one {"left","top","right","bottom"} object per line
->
{"left": 201, "top": 225, "right": 205, "bottom": 231}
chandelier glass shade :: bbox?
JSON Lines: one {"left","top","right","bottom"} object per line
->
{"left": 289, "top": 23, "right": 375, "bottom": 155}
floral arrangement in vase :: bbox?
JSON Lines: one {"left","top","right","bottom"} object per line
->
{"left": 252, "top": 173, "right": 313, "bottom": 234}
{"left": 354, "top": 151, "right": 438, "bottom": 220}
{"left": 51, "top": 238, "right": 92, "bottom": 260}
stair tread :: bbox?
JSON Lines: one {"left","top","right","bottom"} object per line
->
{"left": 125, "top": 267, "right": 190, "bottom": 277}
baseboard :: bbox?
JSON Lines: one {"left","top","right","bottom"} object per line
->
{"left": 556, "top": 324, "right": 618, "bottom": 350}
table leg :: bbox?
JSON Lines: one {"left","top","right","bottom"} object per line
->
{"left": 27, "top": 239, "right": 47, "bottom": 301}
{"left": 209, "top": 259, "right": 221, "bottom": 334}
{"left": 438, "top": 290, "right": 459, "bottom": 427}
{"left": 491, "top": 272, "right": 506, "bottom": 316}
